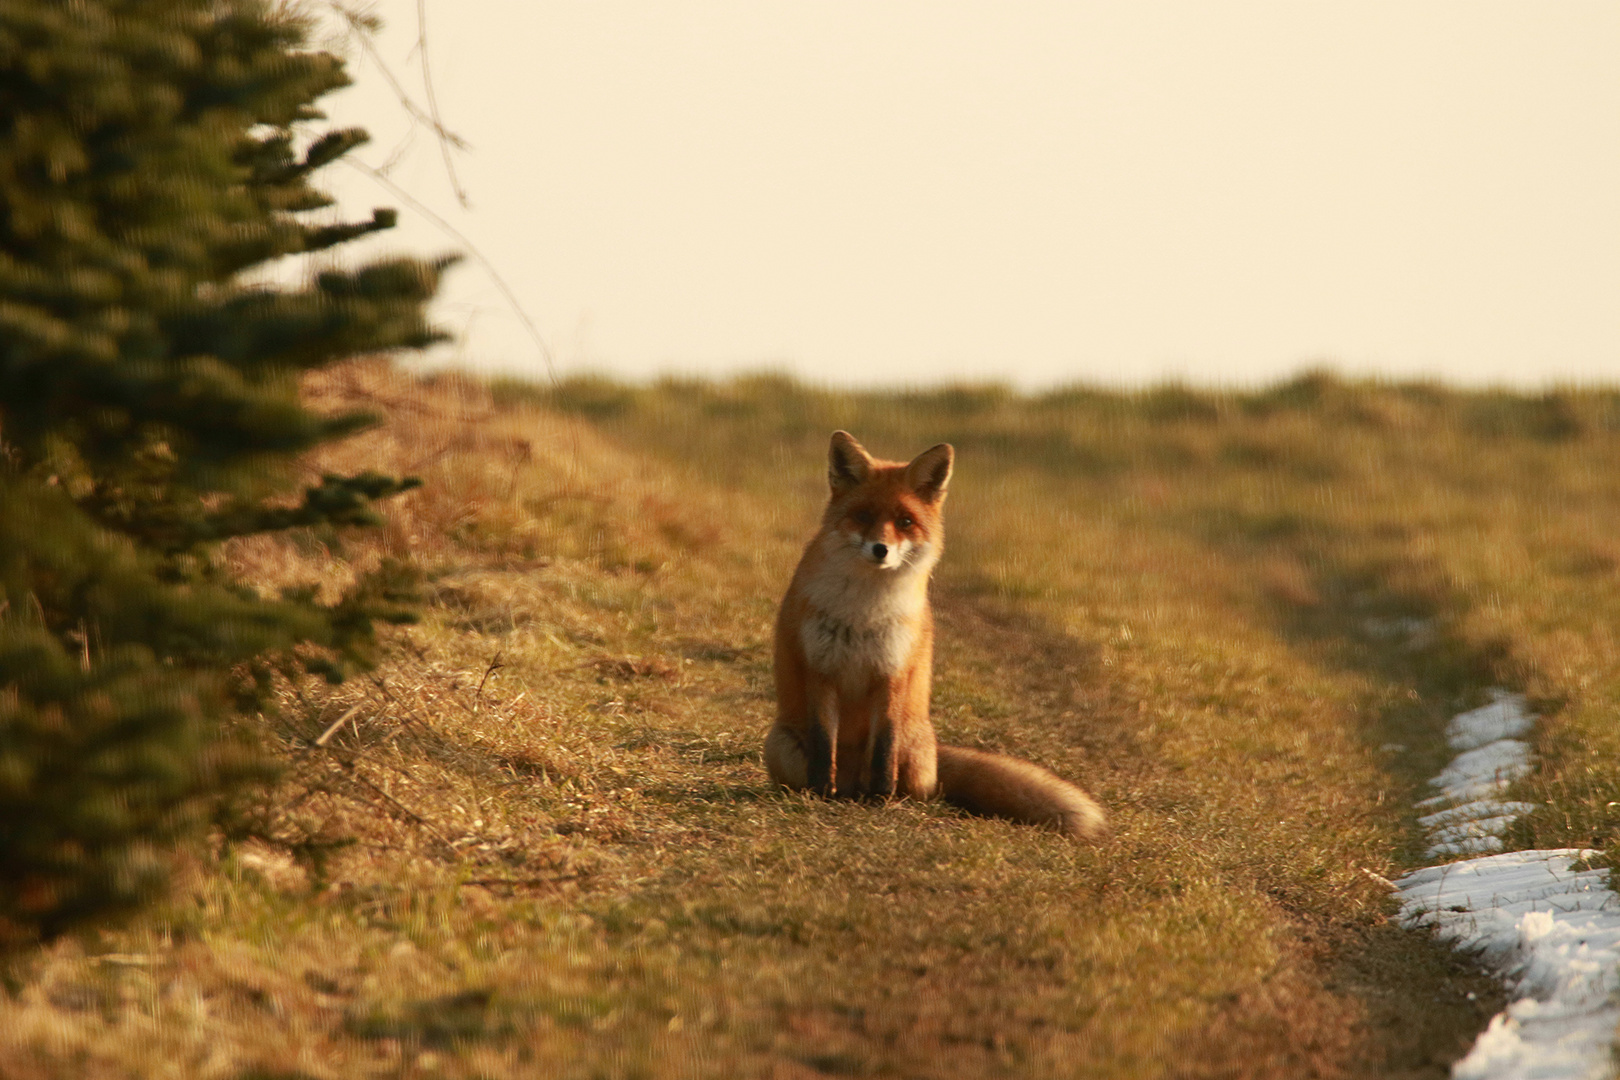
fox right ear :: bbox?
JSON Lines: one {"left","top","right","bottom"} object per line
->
{"left": 905, "top": 442, "right": 953, "bottom": 503}
{"left": 828, "top": 430, "right": 874, "bottom": 492}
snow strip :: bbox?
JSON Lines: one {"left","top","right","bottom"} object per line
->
{"left": 1393, "top": 691, "right": 1620, "bottom": 1079}
{"left": 1413, "top": 692, "right": 1535, "bottom": 858}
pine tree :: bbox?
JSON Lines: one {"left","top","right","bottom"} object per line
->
{"left": 0, "top": 0, "right": 452, "bottom": 947}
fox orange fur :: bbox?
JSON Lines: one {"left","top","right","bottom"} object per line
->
{"left": 765, "top": 431, "right": 1106, "bottom": 840}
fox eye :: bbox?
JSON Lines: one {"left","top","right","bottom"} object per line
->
{"left": 853, "top": 509, "right": 875, "bottom": 527}
{"left": 896, "top": 515, "right": 914, "bottom": 530}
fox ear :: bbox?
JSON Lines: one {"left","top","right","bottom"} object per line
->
{"left": 906, "top": 443, "right": 953, "bottom": 502}
{"left": 828, "top": 431, "right": 874, "bottom": 492}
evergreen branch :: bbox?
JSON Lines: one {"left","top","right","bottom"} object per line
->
{"left": 0, "top": 0, "right": 444, "bottom": 949}
{"left": 81, "top": 472, "right": 423, "bottom": 554}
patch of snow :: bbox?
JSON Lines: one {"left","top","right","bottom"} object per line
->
{"left": 1419, "top": 800, "right": 1540, "bottom": 831}
{"left": 1425, "top": 740, "right": 1533, "bottom": 806}
{"left": 1393, "top": 691, "right": 1620, "bottom": 1080}
{"left": 1446, "top": 695, "right": 1537, "bottom": 751}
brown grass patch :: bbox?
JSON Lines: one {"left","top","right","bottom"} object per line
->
{"left": 15, "top": 364, "right": 1599, "bottom": 1078}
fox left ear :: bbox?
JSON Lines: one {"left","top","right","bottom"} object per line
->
{"left": 905, "top": 443, "right": 953, "bottom": 503}
{"left": 828, "top": 430, "right": 875, "bottom": 493}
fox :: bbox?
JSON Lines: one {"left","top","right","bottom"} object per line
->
{"left": 764, "top": 430, "right": 1107, "bottom": 840}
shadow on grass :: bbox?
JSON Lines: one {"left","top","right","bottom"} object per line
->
{"left": 346, "top": 987, "right": 540, "bottom": 1049}
{"left": 1183, "top": 506, "right": 1519, "bottom": 1077}
{"left": 639, "top": 782, "right": 773, "bottom": 805}
{"left": 1191, "top": 505, "right": 1521, "bottom": 794}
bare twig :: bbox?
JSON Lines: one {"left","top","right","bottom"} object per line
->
{"left": 89, "top": 954, "right": 159, "bottom": 967}
{"left": 414, "top": 0, "right": 468, "bottom": 207}
{"left": 1357, "top": 866, "right": 1398, "bottom": 891}
{"left": 342, "top": 158, "right": 557, "bottom": 382}
{"left": 373, "top": 126, "right": 417, "bottom": 178}
{"left": 321, "top": 1, "right": 580, "bottom": 484}
{"left": 474, "top": 651, "right": 505, "bottom": 708}
{"left": 314, "top": 701, "right": 367, "bottom": 747}
{"left": 322, "top": 1, "right": 470, "bottom": 154}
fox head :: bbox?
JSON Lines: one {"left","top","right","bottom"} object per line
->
{"left": 821, "top": 431, "right": 953, "bottom": 572}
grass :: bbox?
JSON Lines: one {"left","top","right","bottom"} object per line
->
{"left": 15, "top": 361, "right": 1620, "bottom": 1077}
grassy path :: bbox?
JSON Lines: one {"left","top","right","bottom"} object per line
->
{"left": 17, "top": 365, "right": 1620, "bottom": 1077}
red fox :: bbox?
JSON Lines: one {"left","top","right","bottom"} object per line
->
{"left": 765, "top": 431, "right": 1106, "bottom": 840}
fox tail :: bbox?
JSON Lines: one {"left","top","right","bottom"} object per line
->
{"left": 935, "top": 744, "right": 1107, "bottom": 841}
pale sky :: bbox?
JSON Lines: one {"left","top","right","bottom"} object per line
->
{"left": 310, "top": 2, "right": 1620, "bottom": 389}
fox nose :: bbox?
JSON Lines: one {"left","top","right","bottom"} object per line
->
{"left": 871, "top": 542, "right": 888, "bottom": 561}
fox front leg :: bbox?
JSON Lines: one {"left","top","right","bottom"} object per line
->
{"left": 764, "top": 713, "right": 836, "bottom": 797}
{"left": 878, "top": 669, "right": 938, "bottom": 801}
{"left": 868, "top": 728, "right": 897, "bottom": 799}
{"left": 804, "top": 680, "right": 840, "bottom": 798}
{"left": 803, "top": 719, "right": 835, "bottom": 797}
{"left": 864, "top": 684, "right": 901, "bottom": 799}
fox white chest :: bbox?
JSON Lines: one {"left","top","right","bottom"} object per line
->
{"left": 797, "top": 561, "right": 929, "bottom": 687}
{"left": 800, "top": 609, "right": 919, "bottom": 682}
